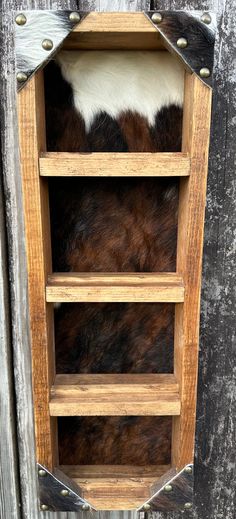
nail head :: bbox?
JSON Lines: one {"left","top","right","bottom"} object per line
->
{"left": 142, "top": 503, "right": 151, "bottom": 511}
{"left": 200, "top": 67, "right": 211, "bottom": 78}
{"left": 82, "top": 504, "right": 90, "bottom": 511}
{"left": 40, "top": 504, "right": 49, "bottom": 511}
{"left": 151, "top": 12, "right": 162, "bottom": 24}
{"left": 15, "top": 13, "right": 27, "bottom": 25}
{"left": 164, "top": 484, "right": 173, "bottom": 492}
{"left": 42, "top": 39, "right": 53, "bottom": 51}
{"left": 38, "top": 469, "right": 47, "bottom": 477}
{"left": 184, "top": 502, "right": 193, "bottom": 509}
{"left": 177, "top": 37, "right": 188, "bottom": 49}
{"left": 17, "top": 72, "right": 27, "bottom": 83}
{"left": 60, "top": 489, "right": 69, "bottom": 497}
{"left": 69, "top": 12, "right": 81, "bottom": 23}
{"left": 184, "top": 466, "right": 193, "bottom": 474}
{"left": 201, "top": 12, "right": 212, "bottom": 24}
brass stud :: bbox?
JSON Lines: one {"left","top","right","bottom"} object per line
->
{"left": 184, "top": 502, "right": 193, "bottom": 509}
{"left": 38, "top": 469, "right": 47, "bottom": 477}
{"left": 201, "top": 12, "right": 212, "bottom": 24}
{"left": 69, "top": 12, "right": 81, "bottom": 23}
{"left": 151, "top": 12, "right": 162, "bottom": 24}
{"left": 164, "top": 484, "right": 173, "bottom": 492}
{"left": 200, "top": 67, "right": 211, "bottom": 78}
{"left": 142, "top": 503, "right": 151, "bottom": 511}
{"left": 184, "top": 466, "right": 193, "bottom": 474}
{"left": 82, "top": 504, "right": 90, "bottom": 511}
{"left": 16, "top": 72, "right": 27, "bottom": 83}
{"left": 177, "top": 37, "right": 188, "bottom": 49}
{"left": 40, "top": 504, "right": 49, "bottom": 511}
{"left": 15, "top": 13, "right": 27, "bottom": 25}
{"left": 42, "top": 39, "right": 54, "bottom": 51}
{"left": 60, "top": 489, "right": 69, "bottom": 497}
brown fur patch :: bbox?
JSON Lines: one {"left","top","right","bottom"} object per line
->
{"left": 45, "top": 60, "right": 183, "bottom": 467}
{"left": 58, "top": 416, "right": 172, "bottom": 465}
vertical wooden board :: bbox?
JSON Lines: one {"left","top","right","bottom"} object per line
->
{"left": 18, "top": 71, "right": 57, "bottom": 471}
{"left": 172, "top": 73, "right": 212, "bottom": 469}
{"left": 0, "top": 174, "right": 21, "bottom": 518}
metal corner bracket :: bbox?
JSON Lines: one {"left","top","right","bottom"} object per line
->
{"left": 137, "top": 463, "right": 194, "bottom": 513}
{"left": 145, "top": 10, "right": 216, "bottom": 87}
{"left": 37, "top": 463, "right": 96, "bottom": 512}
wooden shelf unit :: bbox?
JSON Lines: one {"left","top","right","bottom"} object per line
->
{"left": 17, "top": 11, "right": 212, "bottom": 512}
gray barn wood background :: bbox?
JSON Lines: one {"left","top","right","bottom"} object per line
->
{"left": 0, "top": 0, "right": 235, "bottom": 518}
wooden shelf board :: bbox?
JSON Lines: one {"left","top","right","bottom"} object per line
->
{"left": 60, "top": 463, "right": 170, "bottom": 510}
{"left": 40, "top": 152, "right": 190, "bottom": 177}
{"left": 46, "top": 273, "right": 185, "bottom": 303}
{"left": 50, "top": 374, "right": 180, "bottom": 416}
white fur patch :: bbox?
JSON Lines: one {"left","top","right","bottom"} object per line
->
{"left": 57, "top": 50, "right": 184, "bottom": 131}
{"left": 16, "top": 11, "right": 72, "bottom": 73}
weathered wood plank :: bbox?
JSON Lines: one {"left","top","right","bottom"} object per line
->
{"left": 0, "top": 150, "right": 21, "bottom": 519}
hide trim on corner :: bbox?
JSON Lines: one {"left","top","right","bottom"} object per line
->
{"left": 146, "top": 11, "right": 215, "bottom": 87}
{"left": 37, "top": 463, "right": 95, "bottom": 512}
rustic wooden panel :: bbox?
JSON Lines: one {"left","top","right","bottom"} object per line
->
{"left": 0, "top": 145, "right": 21, "bottom": 519}
{"left": 0, "top": 0, "right": 235, "bottom": 518}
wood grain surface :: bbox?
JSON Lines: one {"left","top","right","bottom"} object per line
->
{"left": 40, "top": 152, "right": 190, "bottom": 177}
{"left": 0, "top": 0, "right": 235, "bottom": 518}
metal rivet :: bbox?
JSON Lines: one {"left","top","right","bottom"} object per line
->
{"left": 82, "top": 504, "right": 90, "bottom": 511}
{"left": 69, "top": 12, "right": 81, "bottom": 23}
{"left": 38, "top": 469, "right": 47, "bottom": 477}
{"left": 40, "top": 504, "right": 49, "bottom": 511}
{"left": 15, "top": 13, "right": 27, "bottom": 25}
{"left": 201, "top": 12, "right": 212, "bottom": 24}
{"left": 200, "top": 67, "right": 211, "bottom": 78}
{"left": 151, "top": 12, "right": 162, "bottom": 24}
{"left": 164, "top": 484, "right": 173, "bottom": 492}
{"left": 177, "top": 37, "right": 188, "bottom": 49}
{"left": 60, "top": 489, "right": 69, "bottom": 497}
{"left": 184, "top": 502, "right": 193, "bottom": 509}
{"left": 184, "top": 466, "right": 193, "bottom": 474}
{"left": 142, "top": 503, "right": 151, "bottom": 511}
{"left": 17, "top": 72, "right": 27, "bottom": 83}
{"left": 42, "top": 39, "right": 54, "bottom": 51}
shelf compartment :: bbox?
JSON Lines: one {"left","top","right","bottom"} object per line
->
{"left": 60, "top": 464, "right": 170, "bottom": 510}
{"left": 40, "top": 152, "right": 190, "bottom": 177}
{"left": 49, "top": 374, "right": 180, "bottom": 417}
{"left": 46, "top": 273, "right": 184, "bottom": 303}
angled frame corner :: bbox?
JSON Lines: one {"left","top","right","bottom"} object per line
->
{"left": 14, "top": 10, "right": 88, "bottom": 91}
{"left": 137, "top": 464, "right": 194, "bottom": 513}
{"left": 145, "top": 10, "right": 216, "bottom": 87}
{"left": 37, "top": 463, "right": 96, "bottom": 512}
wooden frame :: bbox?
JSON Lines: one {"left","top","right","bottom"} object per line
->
{"left": 17, "top": 11, "right": 212, "bottom": 512}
